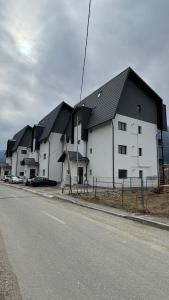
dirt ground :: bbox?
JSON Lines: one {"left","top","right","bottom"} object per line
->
{"left": 0, "top": 231, "right": 22, "bottom": 300}
{"left": 75, "top": 186, "right": 169, "bottom": 218}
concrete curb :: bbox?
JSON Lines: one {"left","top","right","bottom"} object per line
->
{"left": 3, "top": 183, "right": 169, "bottom": 232}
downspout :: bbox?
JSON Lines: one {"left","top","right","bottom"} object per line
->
{"left": 112, "top": 120, "right": 115, "bottom": 189}
{"left": 16, "top": 150, "right": 19, "bottom": 176}
{"left": 156, "top": 131, "right": 160, "bottom": 187}
{"left": 48, "top": 140, "right": 51, "bottom": 179}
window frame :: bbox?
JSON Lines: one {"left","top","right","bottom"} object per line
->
{"left": 43, "top": 153, "right": 46, "bottom": 159}
{"left": 118, "top": 145, "right": 127, "bottom": 155}
{"left": 42, "top": 169, "right": 45, "bottom": 176}
{"left": 138, "top": 126, "right": 142, "bottom": 134}
{"left": 138, "top": 148, "right": 142, "bottom": 156}
{"left": 139, "top": 170, "right": 143, "bottom": 178}
{"left": 137, "top": 104, "right": 142, "bottom": 113}
{"left": 118, "top": 121, "right": 127, "bottom": 131}
{"left": 118, "top": 169, "right": 127, "bottom": 179}
{"left": 21, "top": 149, "right": 27, "bottom": 154}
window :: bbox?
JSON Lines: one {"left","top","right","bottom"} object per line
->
{"left": 139, "top": 148, "right": 142, "bottom": 156}
{"left": 137, "top": 104, "right": 142, "bottom": 113}
{"left": 20, "top": 161, "right": 23, "bottom": 165}
{"left": 90, "top": 148, "right": 92, "bottom": 154}
{"left": 90, "top": 169, "right": 92, "bottom": 175}
{"left": 42, "top": 169, "right": 45, "bottom": 176}
{"left": 138, "top": 126, "right": 142, "bottom": 134}
{"left": 139, "top": 170, "right": 143, "bottom": 178}
{"left": 90, "top": 128, "right": 93, "bottom": 133}
{"left": 118, "top": 145, "right": 127, "bottom": 155}
{"left": 118, "top": 121, "right": 127, "bottom": 131}
{"left": 118, "top": 169, "right": 127, "bottom": 179}
{"left": 43, "top": 153, "right": 46, "bottom": 159}
{"left": 66, "top": 137, "right": 69, "bottom": 143}
{"left": 19, "top": 172, "right": 24, "bottom": 176}
{"left": 66, "top": 170, "right": 70, "bottom": 175}
{"left": 78, "top": 140, "right": 80, "bottom": 144}
{"left": 21, "top": 150, "right": 27, "bottom": 154}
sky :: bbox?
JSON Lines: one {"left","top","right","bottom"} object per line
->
{"left": 0, "top": 0, "right": 169, "bottom": 149}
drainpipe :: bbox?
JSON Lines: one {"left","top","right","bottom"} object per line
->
{"left": 16, "top": 150, "right": 19, "bottom": 176}
{"left": 112, "top": 120, "right": 115, "bottom": 189}
{"left": 48, "top": 140, "right": 51, "bottom": 179}
{"left": 156, "top": 132, "right": 160, "bottom": 187}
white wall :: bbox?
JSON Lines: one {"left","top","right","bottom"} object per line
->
{"left": 113, "top": 114, "right": 158, "bottom": 185}
{"left": 87, "top": 121, "right": 113, "bottom": 185}
{"left": 11, "top": 146, "right": 29, "bottom": 176}
{"left": 39, "top": 133, "right": 63, "bottom": 182}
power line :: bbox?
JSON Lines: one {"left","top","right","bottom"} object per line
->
{"left": 80, "top": 0, "right": 92, "bottom": 102}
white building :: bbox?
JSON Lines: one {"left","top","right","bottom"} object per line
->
{"left": 58, "top": 67, "right": 167, "bottom": 187}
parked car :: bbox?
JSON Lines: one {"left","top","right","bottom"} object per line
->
{"left": 9, "top": 176, "right": 23, "bottom": 184}
{"left": 3, "top": 175, "right": 12, "bottom": 182}
{"left": 30, "top": 177, "right": 57, "bottom": 187}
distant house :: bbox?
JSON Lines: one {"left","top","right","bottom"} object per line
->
{"left": 0, "top": 150, "right": 11, "bottom": 178}
{"left": 58, "top": 67, "right": 167, "bottom": 187}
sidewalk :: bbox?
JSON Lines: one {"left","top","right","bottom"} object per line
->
{"left": 3, "top": 182, "right": 169, "bottom": 231}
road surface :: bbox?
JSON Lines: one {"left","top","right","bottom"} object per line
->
{"left": 0, "top": 184, "right": 169, "bottom": 300}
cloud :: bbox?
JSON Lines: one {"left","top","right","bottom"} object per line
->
{"left": 0, "top": 0, "right": 169, "bottom": 149}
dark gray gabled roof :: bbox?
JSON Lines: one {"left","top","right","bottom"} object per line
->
{"left": 12, "top": 125, "right": 32, "bottom": 152}
{"left": 77, "top": 67, "right": 130, "bottom": 128}
{"left": 58, "top": 151, "right": 89, "bottom": 162}
{"left": 38, "top": 101, "right": 73, "bottom": 141}
{"left": 76, "top": 67, "right": 166, "bottom": 130}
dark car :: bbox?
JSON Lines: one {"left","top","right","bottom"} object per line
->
{"left": 30, "top": 177, "right": 57, "bottom": 187}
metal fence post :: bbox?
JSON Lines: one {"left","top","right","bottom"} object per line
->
{"left": 121, "top": 182, "right": 124, "bottom": 208}
{"left": 95, "top": 177, "right": 97, "bottom": 198}
{"left": 93, "top": 176, "right": 94, "bottom": 192}
{"left": 141, "top": 178, "right": 144, "bottom": 209}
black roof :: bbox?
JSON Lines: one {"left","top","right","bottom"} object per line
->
{"left": 38, "top": 101, "right": 73, "bottom": 141}
{"left": 58, "top": 151, "right": 89, "bottom": 162}
{"left": 77, "top": 68, "right": 129, "bottom": 128}
{"left": 76, "top": 67, "right": 166, "bottom": 130}
{"left": 12, "top": 125, "right": 32, "bottom": 152}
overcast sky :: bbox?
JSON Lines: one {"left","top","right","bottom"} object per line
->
{"left": 0, "top": 0, "right": 169, "bottom": 148}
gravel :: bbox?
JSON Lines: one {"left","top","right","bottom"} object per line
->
{"left": 0, "top": 230, "right": 22, "bottom": 300}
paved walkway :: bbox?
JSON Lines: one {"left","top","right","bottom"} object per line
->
{"left": 1, "top": 182, "right": 169, "bottom": 231}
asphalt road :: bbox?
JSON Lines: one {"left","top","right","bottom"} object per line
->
{"left": 0, "top": 184, "right": 169, "bottom": 300}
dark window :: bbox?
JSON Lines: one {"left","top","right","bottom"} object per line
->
{"left": 139, "top": 170, "right": 143, "bottom": 178}
{"left": 90, "top": 169, "right": 92, "bottom": 175}
{"left": 78, "top": 140, "right": 80, "bottom": 144}
{"left": 43, "top": 153, "right": 46, "bottom": 159}
{"left": 66, "top": 137, "right": 69, "bottom": 143}
{"left": 118, "top": 169, "right": 127, "bottom": 179}
{"left": 19, "top": 172, "right": 24, "bottom": 176}
{"left": 21, "top": 150, "right": 27, "bottom": 154}
{"left": 138, "top": 126, "right": 142, "bottom": 134}
{"left": 137, "top": 105, "right": 142, "bottom": 113}
{"left": 139, "top": 148, "right": 142, "bottom": 156}
{"left": 42, "top": 169, "right": 45, "bottom": 176}
{"left": 90, "top": 148, "right": 92, "bottom": 154}
{"left": 90, "top": 128, "right": 93, "bottom": 133}
{"left": 118, "top": 145, "right": 127, "bottom": 154}
{"left": 20, "top": 161, "right": 23, "bottom": 165}
{"left": 118, "top": 122, "right": 127, "bottom": 131}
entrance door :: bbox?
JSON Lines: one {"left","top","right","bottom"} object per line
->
{"left": 78, "top": 167, "right": 83, "bottom": 184}
{"left": 30, "top": 169, "right": 36, "bottom": 179}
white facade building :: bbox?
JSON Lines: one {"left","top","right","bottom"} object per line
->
{"left": 59, "top": 67, "right": 167, "bottom": 187}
